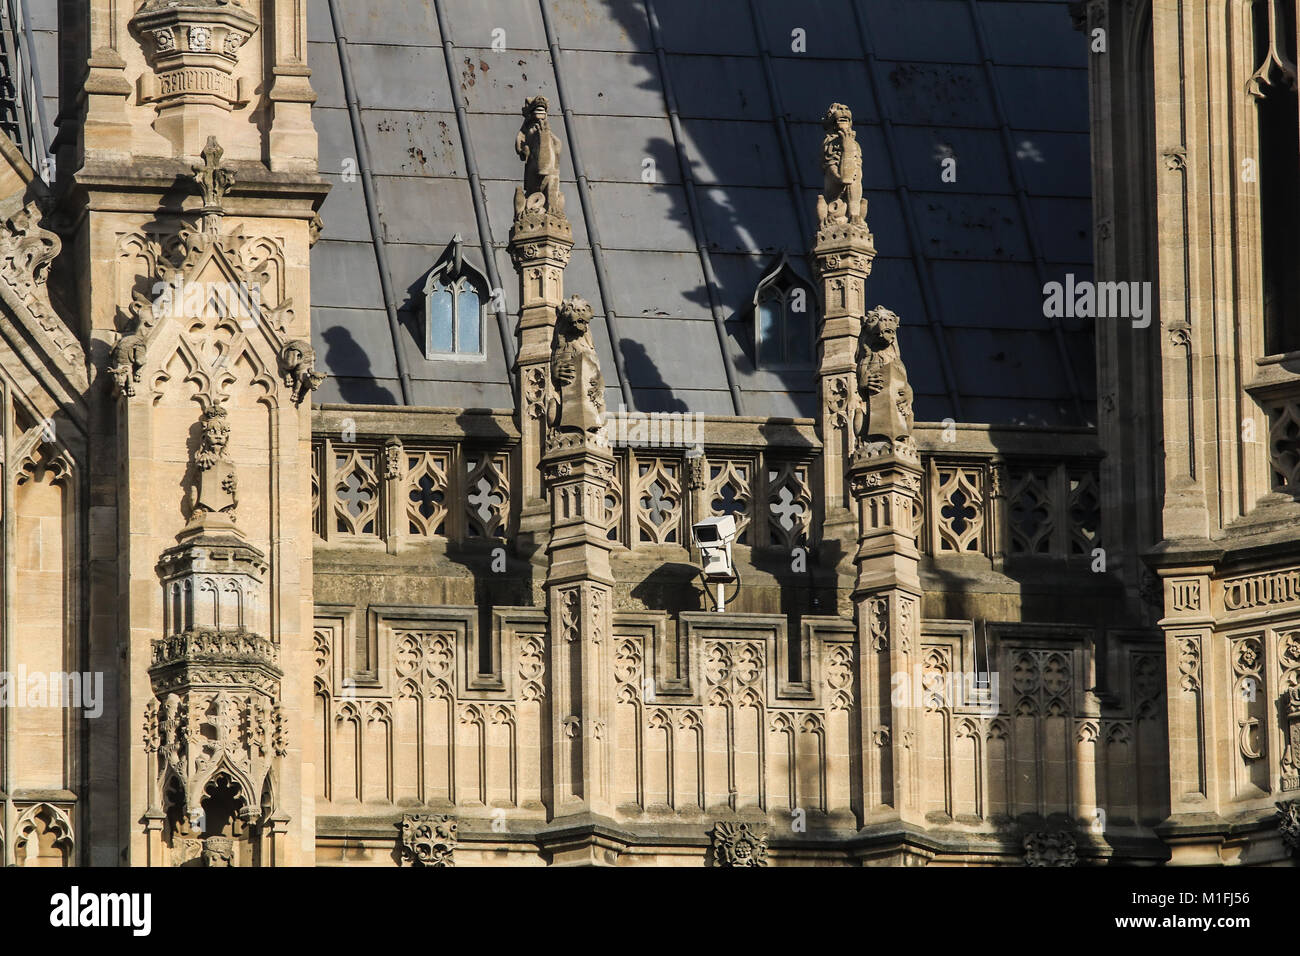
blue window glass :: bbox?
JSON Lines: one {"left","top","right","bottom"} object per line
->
{"left": 756, "top": 279, "right": 813, "bottom": 368}
{"left": 758, "top": 298, "right": 781, "bottom": 366}
{"left": 457, "top": 283, "right": 481, "bottom": 354}
{"left": 427, "top": 279, "right": 454, "bottom": 353}
{"left": 785, "top": 290, "right": 812, "bottom": 364}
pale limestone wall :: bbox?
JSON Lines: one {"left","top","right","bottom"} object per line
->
{"left": 12, "top": 472, "right": 67, "bottom": 791}
{"left": 1090, "top": 0, "right": 1300, "bottom": 863}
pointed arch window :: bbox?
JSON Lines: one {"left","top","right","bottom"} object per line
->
{"left": 753, "top": 255, "right": 815, "bottom": 369}
{"left": 423, "top": 236, "right": 486, "bottom": 360}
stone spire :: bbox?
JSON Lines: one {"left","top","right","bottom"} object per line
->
{"left": 509, "top": 96, "right": 576, "bottom": 587}
{"left": 846, "top": 302, "right": 923, "bottom": 833}
{"left": 807, "top": 101, "right": 924, "bottom": 839}
{"left": 811, "top": 102, "right": 877, "bottom": 614}
{"left": 539, "top": 292, "right": 617, "bottom": 836}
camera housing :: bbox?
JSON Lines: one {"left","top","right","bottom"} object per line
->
{"left": 691, "top": 515, "right": 737, "bottom": 582}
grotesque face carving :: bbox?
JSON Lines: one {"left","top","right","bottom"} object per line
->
{"left": 864, "top": 306, "right": 900, "bottom": 351}
{"left": 524, "top": 95, "right": 550, "bottom": 127}
{"left": 558, "top": 295, "right": 593, "bottom": 339}
{"left": 200, "top": 405, "right": 231, "bottom": 459}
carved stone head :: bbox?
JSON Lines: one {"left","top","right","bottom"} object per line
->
{"left": 822, "top": 102, "right": 853, "bottom": 133}
{"left": 558, "top": 295, "right": 593, "bottom": 339}
{"left": 863, "top": 305, "right": 900, "bottom": 350}
{"left": 197, "top": 404, "right": 231, "bottom": 467}
{"left": 201, "top": 835, "right": 235, "bottom": 867}
{"left": 523, "top": 95, "right": 550, "bottom": 123}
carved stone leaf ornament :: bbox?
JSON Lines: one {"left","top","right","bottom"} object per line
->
{"left": 399, "top": 813, "right": 458, "bottom": 867}
{"left": 711, "top": 821, "right": 769, "bottom": 867}
{"left": 1023, "top": 830, "right": 1078, "bottom": 867}
{"left": 1277, "top": 799, "right": 1300, "bottom": 855}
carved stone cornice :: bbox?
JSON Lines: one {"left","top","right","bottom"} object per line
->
{"left": 152, "top": 626, "right": 280, "bottom": 673}
{"left": 507, "top": 224, "right": 575, "bottom": 268}
{"left": 813, "top": 221, "right": 876, "bottom": 266}
{"left": 131, "top": 0, "right": 259, "bottom": 113}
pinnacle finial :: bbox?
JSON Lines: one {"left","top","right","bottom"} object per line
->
{"left": 193, "top": 136, "right": 236, "bottom": 211}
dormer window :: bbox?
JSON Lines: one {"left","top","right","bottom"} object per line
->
{"left": 753, "top": 254, "right": 815, "bottom": 369}
{"left": 423, "top": 235, "right": 486, "bottom": 360}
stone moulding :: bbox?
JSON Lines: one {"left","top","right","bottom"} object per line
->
{"left": 151, "top": 627, "right": 281, "bottom": 671}
{"left": 0, "top": 197, "right": 86, "bottom": 387}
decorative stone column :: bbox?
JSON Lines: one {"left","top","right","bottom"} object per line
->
{"left": 103, "top": 140, "right": 323, "bottom": 865}
{"left": 845, "top": 306, "right": 923, "bottom": 829}
{"left": 264, "top": 0, "right": 319, "bottom": 172}
{"left": 508, "top": 96, "right": 574, "bottom": 584}
{"left": 540, "top": 296, "right": 617, "bottom": 835}
{"left": 144, "top": 404, "right": 288, "bottom": 867}
{"left": 811, "top": 103, "right": 877, "bottom": 615}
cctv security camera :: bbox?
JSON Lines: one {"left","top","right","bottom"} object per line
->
{"left": 692, "top": 515, "right": 737, "bottom": 582}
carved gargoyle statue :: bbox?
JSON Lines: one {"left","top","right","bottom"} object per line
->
{"left": 108, "top": 327, "right": 149, "bottom": 397}
{"left": 280, "top": 338, "right": 325, "bottom": 406}
{"left": 190, "top": 404, "right": 239, "bottom": 523}
{"left": 0, "top": 200, "right": 60, "bottom": 296}
{"left": 514, "top": 96, "right": 565, "bottom": 221}
{"left": 852, "top": 306, "right": 914, "bottom": 460}
{"left": 546, "top": 295, "right": 605, "bottom": 445}
{"left": 816, "top": 103, "right": 866, "bottom": 228}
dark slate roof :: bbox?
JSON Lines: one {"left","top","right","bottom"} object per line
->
{"left": 306, "top": 0, "right": 1096, "bottom": 426}
{"left": 5, "top": 0, "right": 58, "bottom": 174}
{"left": 25, "top": 0, "right": 1097, "bottom": 427}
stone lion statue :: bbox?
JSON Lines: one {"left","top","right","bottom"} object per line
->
{"left": 190, "top": 404, "right": 239, "bottom": 521}
{"left": 546, "top": 295, "right": 605, "bottom": 442}
{"left": 853, "top": 306, "right": 914, "bottom": 458}
{"left": 108, "top": 328, "right": 149, "bottom": 397}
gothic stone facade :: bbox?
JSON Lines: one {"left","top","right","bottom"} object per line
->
{"left": 0, "top": 0, "right": 1295, "bottom": 867}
